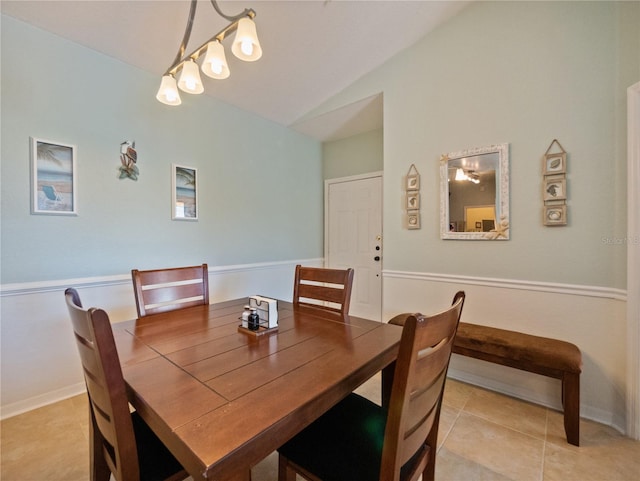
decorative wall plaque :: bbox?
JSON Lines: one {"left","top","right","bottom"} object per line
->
{"left": 405, "top": 164, "right": 421, "bottom": 230}
{"left": 543, "top": 139, "right": 568, "bottom": 226}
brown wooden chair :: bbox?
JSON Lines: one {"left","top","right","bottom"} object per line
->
{"left": 131, "top": 263, "right": 209, "bottom": 317}
{"left": 278, "top": 291, "right": 465, "bottom": 481}
{"left": 65, "top": 288, "right": 188, "bottom": 481}
{"left": 292, "top": 264, "right": 354, "bottom": 315}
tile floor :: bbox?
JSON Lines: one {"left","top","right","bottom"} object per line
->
{"left": 2, "top": 375, "right": 639, "bottom": 481}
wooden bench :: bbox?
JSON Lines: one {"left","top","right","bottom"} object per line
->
{"left": 387, "top": 317, "right": 582, "bottom": 446}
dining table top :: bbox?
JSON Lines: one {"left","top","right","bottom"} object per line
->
{"left": 112, "top": 297, "right": 402, "bottom": 481}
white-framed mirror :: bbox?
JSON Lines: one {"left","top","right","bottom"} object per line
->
{"left": 440, "top": 143, "right": 509, "bottom": 240}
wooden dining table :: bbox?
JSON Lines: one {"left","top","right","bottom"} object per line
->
{"left": 112, "top": 297, "right": 402, "bottom": 481}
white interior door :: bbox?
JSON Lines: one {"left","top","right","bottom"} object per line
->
{"left": 326, "top": 174, "right": 382, "bottom": 321}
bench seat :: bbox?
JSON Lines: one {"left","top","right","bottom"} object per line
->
{"left": 387, "top": 316, "right": 582, "bottom": 446}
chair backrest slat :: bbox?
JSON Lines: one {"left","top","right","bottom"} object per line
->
{"left": 131, "top": 264, "right": 209, "bottom": 317}
{"left": 381, "top": 291, "right": 465, "bottom": 481}
{"left": 292, "top": 265, "right": 354, "bottom": 315}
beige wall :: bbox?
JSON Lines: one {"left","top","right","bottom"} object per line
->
{"left": 307, "top": 1, "right": 640, "bottom": 431}
{"left": 323, "top": 128, "right": 383, "bottom": 180}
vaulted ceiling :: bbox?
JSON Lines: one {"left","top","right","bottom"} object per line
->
{"left": 1, "top": 0, "right": 470, "bottom": 140}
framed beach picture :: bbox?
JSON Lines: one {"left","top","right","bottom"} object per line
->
{"left": 172, "top": 164, "right": 198, "bottom": 220}
{"left": 30, "top": 138, "right": 77, "bottom": 215}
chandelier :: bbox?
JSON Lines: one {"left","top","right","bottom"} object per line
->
{"left": 156, "top": 0, "right": 262, "bottom": 106}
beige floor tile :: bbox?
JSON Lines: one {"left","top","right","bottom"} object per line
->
{"left": 544, "top": 411, "right": 640, "bottom": 481}
{"left": 4, "top": 380, "right": 640, "bottom": 481}
{"left": 443, "top": 412, "right": 545, "bottom": 481}
{"left": 252, "top": 450, "right": 279, "bottom": 480}
{"left": 436, "top": 446, "right": 515, "bottom": 481}
{"left": 437, "top": 403, "right": 460, "bottom": 449}
{"left": 546, "top": 409, "right": 634, "bottom": 450}
{"left": 442, "top": 378, "right": 475, "bottom": 410}
{"left": 355, "top": 371, "right": 382, "bottom": 405}
{"left": 1, "top": 399, "right": 89, "bottom": 481}
{"left": 462, "top": 385, "right": 548, "bottom": 440}
{"left": 545, "top": 408, "right": 571, "bottom": 447}
{"left": 544, "top": 438, "right": 640, "bottom": 481}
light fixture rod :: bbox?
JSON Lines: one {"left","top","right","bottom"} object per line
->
{"left": 163, "top": 0, "right": 256, "bottom": 77}
{"left": 166, "top": 0, "right": 198, "bottom": 76}
{"left": 209, "top": 0, "right": 253, "bottom": 22}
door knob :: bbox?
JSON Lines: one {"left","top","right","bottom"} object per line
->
{"left": 374, "top": 256, "right": 381, "bottom": 261}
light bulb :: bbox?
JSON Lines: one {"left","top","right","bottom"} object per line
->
{"left": 210, "top": 61, "right": 223, "bottom": 75}
{"left": 241, "top": 39, "right": 253, "bottom": 57}
{"left": 166, "top": 90, "right": 178, "bottom": 102}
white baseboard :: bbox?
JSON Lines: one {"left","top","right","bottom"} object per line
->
{"left": 1, "top": 382, "right": 86, "bottom": 420}
{"left": 449, "top": 363, "right": 627, "bottom": 435}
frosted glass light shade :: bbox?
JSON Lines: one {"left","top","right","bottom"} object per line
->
{"left": 232, "top": 17, "right": 262, "bottom": 61}
{"left": 455, "top": 168, "right": 466, "bottom": 181}
{"left": 178, "top": 59, "right": 204, "bottom": 94}
{"left": 156, "top": 75, "right": 182, "bottom": 105}
{"left": 202, "top": 41, "right": 230, "bottom": 79}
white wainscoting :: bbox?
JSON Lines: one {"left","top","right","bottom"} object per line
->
{"left": 0, "top": 258, "right": 322, "bottom": 420}
{"left": 383, "top": 270, "right": 628, "bottom": 434}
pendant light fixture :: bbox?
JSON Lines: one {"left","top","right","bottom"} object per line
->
{"left": 202, "top": 40, "right": 230, "bottom": 79}
{"left": 156, "top": 0, "right": 262, "bottom": 106}
{"left": 178, "top": 59, "right": 204, "bottom": 94}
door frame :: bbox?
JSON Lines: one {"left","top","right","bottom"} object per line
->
{"left": 627, "top": 81, "right": 640, "bottom": 439}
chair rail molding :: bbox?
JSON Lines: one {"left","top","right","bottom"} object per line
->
{"left": 382, "top": 270, "right": 627, "bottom": 301}
{"left": 0, "top": 258, "right": 323, "bottom": 297}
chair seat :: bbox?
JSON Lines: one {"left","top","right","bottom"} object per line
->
{"left": 279, "top": 393, "right": 386, "bottom": 481}
{"left": 132, "top": 413, "right": 186, "bottom": 481}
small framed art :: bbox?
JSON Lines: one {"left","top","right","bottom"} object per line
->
{"left": 543, "top": 152, "right": 566, "bottom": 175}
{"left": 172, "top": 164, "right": 198, "bottom": 220}
{"left": 30, "top": 137, "right": 77, "bottom": 215}
{"left": 406, "top": 174, "right": 420, "bottom": 191}
{"left": 406, "top": 192, "right": 420, "bottom": 210}
{"left": 406, "top": 210, "right": 420, "bottom": 230}
{"left": 543, "top": 204, "right": 567, "bottom": 226}
{"left": 543, "top": 175, "right": 566, "bottom": 201}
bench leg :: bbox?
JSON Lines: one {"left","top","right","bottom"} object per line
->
{"left": 562, "top": 372, "right": 580, "bottom": 446}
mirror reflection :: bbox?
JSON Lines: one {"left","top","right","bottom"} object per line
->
{"left": 440, "top": 144, "right": 509, "bottom": 240}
